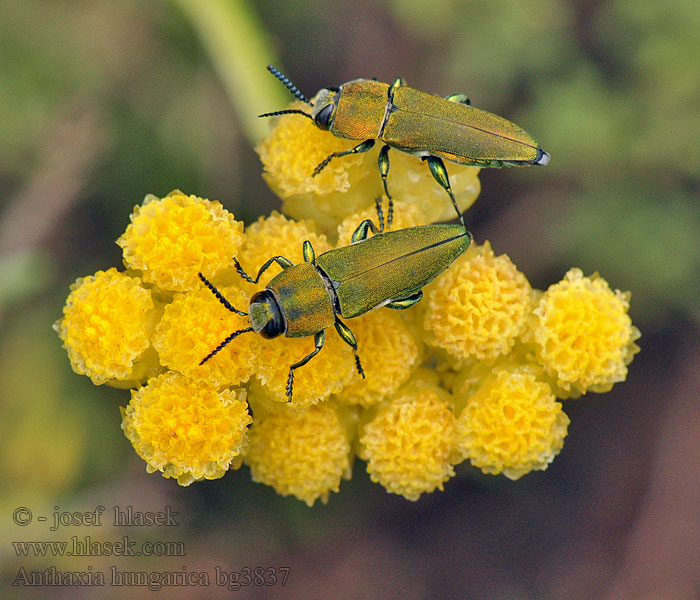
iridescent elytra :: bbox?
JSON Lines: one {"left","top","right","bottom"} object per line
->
{"left": 198, "top": 200, "right": 471, "bottom": 401}
{"left": 260, "top": 65, "right": 549, "bottom": 224}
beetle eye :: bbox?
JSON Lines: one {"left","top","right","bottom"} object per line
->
{"left": 250, "top": 290, "right": 286, "bottom": 339}
{"left": 314, "top": 103, "right": 335, "bottom": 130}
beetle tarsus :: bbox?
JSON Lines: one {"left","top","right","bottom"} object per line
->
{"left": 354, "top": 354, "right": 365, "bottom": 379}
{"left": 374, "top": 197, "right": 385, "bottom": 233}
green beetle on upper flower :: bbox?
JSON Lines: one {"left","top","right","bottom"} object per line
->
{"left": 259, "top": 65, "right": 549, "bottom": 225}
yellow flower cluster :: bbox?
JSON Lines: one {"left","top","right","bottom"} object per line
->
{"left": 56, "top": 110, "right": 640, "bottom": 503}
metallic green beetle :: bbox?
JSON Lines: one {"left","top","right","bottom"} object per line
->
{"left": 198, "top": 200, "right": 471, "bottom": 401}
{"left": 260, "top": 65, "right": 549, "bottom": 224}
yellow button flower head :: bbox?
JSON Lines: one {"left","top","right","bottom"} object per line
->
{"left": 360, "top": 389, "right": 456, "bottom": 501}
{"left": 532, "top": 268, "right": 641, "bottom": 397}
{"left": 454, "top": 368, "right": 569, "bottom": 479}
{"left": 256, "top": 103, "right": 379, "bottom": 232}
{"left": 121, "top": 372, "right": 251, "bottom": 486}
{"left": 54, "top": 268, "right": 161, "bottom": 385}
{"left": 117, "top": 191, "right": 245, "bottom": 292}
{"left": 424, "top": 241, "right": 533, "bottom": 361}
{"left": 245, "top": 402, "right": 352, "bottom": 506}
{"left": 234, "top": 211, "right": 331, "bottom": 289}
{"left": 152, "top": 285, "right": 256, "bottom": 387}
{"left": 335, "top": 309, "right": 420, "bottom": 407}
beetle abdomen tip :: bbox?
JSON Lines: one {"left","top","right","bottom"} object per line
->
{"left": 535, "top": 148, "right": 550, "bottom": 166}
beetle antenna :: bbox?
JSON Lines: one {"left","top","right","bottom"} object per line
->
{"left": 258, "top": 109, "right": 314, "bottom": 121}
{"left": 266, "top": 65, "right": 312, "bottom": 105}
{"left": 198, "top": 272, "right": 248, "bottom": 317}
{"left": 200, "top": 327, "right": 255, "bottom": 365}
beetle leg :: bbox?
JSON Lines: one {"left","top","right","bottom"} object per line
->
{"left": 385, "top": 290, "right": 423, "bottom": 310}
{"left": 388, "top": 77, "right": 404, "bottom": 99}
{"left": 312, "top": 139, "right": 375, "bottom": 177}
{"left": 302, "top": 240, "right": 316, "bottom": 264}
{"left": 350, "top": 219, "right": 380, "bottom": 243}
{"left": 424, "top": 155, "right": 463, "bottom": 225}
{"left": 374, "top": 197, "right": 386, "bottom": 233}
{"left": 334, "top": 318, "right": 365, "bottom": 379}
{"left": 378, "top": 145, "right": 393, "bottom": 228}
{"left": 286, "top": 330, "right": 326, "bottom": 401}
{"left": 446, "top": 93, "right": 471, "bottom": 106}
{"left": 233, "top": 255, "right": 294, "bottom": 284}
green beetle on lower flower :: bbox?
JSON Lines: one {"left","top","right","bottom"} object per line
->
{"left": 199, "top": 200, "right": 471, "bottom": 401}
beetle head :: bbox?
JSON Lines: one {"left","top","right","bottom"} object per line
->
{"left": 311, "top": 88, "right": 340, "bottom": 130}
{"left": 249, "top": 290, "right": 286, "bottom": 338}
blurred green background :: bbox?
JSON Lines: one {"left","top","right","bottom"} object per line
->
{"left": 1, "top": 1, "right": 698, "bottom": 598}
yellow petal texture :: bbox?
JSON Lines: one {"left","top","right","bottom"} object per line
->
{"left": 152, "top": 285, "right": 256, "bottom": 387}
{"left": 117, "top": 191, "right": 245, "bottom": 292}
{"left": 121, "top": 372, "right": 251, "bottom": 486}
{"left": 531, "top": 268, "right": 641, "bottom": 397}
{"left": 245, "top": 402, "right": 352, "bottom": 506}
{"left": 360, "top": 389, "right": 456, "bottom": 501}
{"left": 454, "top": 368, "right": 569, "bottom": 479}
{"left": 54, "top": 268, "right": 160, "bottom": 385}
{"left": 335, "top": 309, "right": 420, "bottom": 407}
{"left": 424, "top": 241, "right": 533, "bottom": 361}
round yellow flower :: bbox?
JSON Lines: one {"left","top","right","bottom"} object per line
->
{"left": 335, "top": 309, "right": 420, "bottom": 407}
{"left": 121, "top": 372, "right": 251, "bottom": 486}
{"left": 454, "top": 368, "right": 569, "bottom": 479}
{"left": 532, "top": 268, "right": 641, "bottom": 397}
{"left": 360, "top": 388, "right": 456, "bottom": 501}
{"left": 54, "top": 268, "right": 161, "bottom": 385}
{"left": 424, "top": 241, "right": 533, "bottom": 361}
{"left": 245, "top": 402, "right": 352, "bottom": 506}
{"left": 152, "top": 285, "right": 256, "bottom": 387}
{"left": 117, "top": 191, "right": 245, "bottom": 292}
